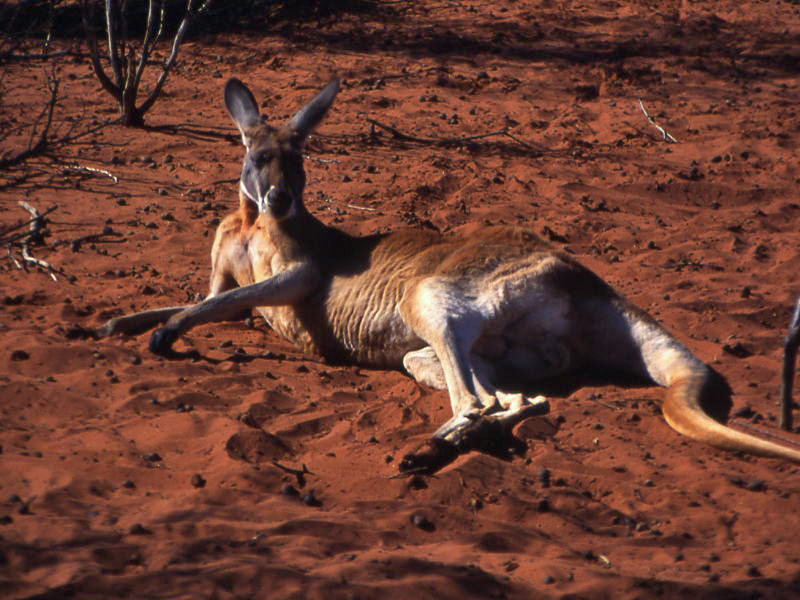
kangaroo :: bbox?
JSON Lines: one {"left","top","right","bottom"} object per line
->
{"left": 96, "top": 77, "right": 800, "bottom": 474}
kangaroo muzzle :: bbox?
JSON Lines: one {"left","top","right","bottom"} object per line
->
{"left": 265, "top": 185, "right": 293, "bottom": 218}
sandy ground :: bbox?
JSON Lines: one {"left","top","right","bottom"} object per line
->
{"left": 2, "top": 1, "right": 800, "bottom": 598}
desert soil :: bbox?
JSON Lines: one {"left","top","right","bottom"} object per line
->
{"left": 2, "top": 1, "right": 800, "bottom": 598}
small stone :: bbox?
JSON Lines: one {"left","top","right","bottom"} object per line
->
{"left": 143, "top": 452, "right": 162, "bottom": 462}
{"left": 10, "top": 350, "right": 29, "bottom": 361}
{"left": 745, "top": 479, "right": 767, "bottom": 492}
{"left": 410, "top": 513, "right": 434, "bottom": 531}
{"left": 537, "top": 467, "right": 551, "bottom": 487}
{"left": 536, "top": 498, "right": 550, "bottom": 512}
{"left": 280, "top": 483, "right": 299, "bottom": 497}
{"left": 190, "top": 474, "right": 206, "bottom": 488}
{"left": 121, "top": 480, "right": 136, "bottom": 489}
{"left": 130, "top": 354, "right": 142, "bottom": 365}
{"left": 128, "top": 523, "right": 151, "bottom": 535}
{"left": 746, "top": 565, "right": 762, "bottom": 577}
{"left": 302, "top": 491, "right": 322, "bottom": 507}
{"left": 722, "top": 341, "right": 753, "bottom": 358}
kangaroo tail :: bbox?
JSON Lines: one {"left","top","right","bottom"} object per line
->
{"left": 624, "top": 304, "right": 800, "bottom": 464}
{"left": 662, "top": 366, "right": 800, "bottom": 463}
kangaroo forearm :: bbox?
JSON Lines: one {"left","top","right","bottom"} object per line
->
{"left": 98, "top": 305, "right": 190, "bottom": 337}
{"left": 167, "top": 265, "right": 316, "bottom": 332}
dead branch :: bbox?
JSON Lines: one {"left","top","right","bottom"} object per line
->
{"left": 365, "top": 117, "right": 544, "bottom": 151}
{"left": 0, "top": 69, "right": 59, "bottom": 169}
{"left": 70, "top": 228, "right": 125, "bottom": 252}
{"left": 0, "top": 66, "right": 113, "bottom": 173}
{"left": 82, "top": 0, "right": 213, "bottom": 127}
{"left": 272, "top": 459, "right": 313, "bottom": 487}
{"left": 3, "top": 201, "right": 63, "bottom": 281}
{"left": 638, "top": 99, "right": 678, "bottom": 143}
{"left": 64, "top": 163, "right": 119, "bottom": 183}
{"left": 0, "top": 206, "right": 58, "bottom": 241}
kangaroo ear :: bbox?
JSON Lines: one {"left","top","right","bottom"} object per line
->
{"left": 286, "top": 77, "right": 340, "bottom": 141}
{"left": 225, "top": 78, "right": 261, "bottom": 145}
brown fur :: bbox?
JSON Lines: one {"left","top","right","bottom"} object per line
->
{"left": 96, "top": 77, "right": 800, "bottom": 473}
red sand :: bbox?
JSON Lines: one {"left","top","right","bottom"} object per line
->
{"left": 2, "top": 1, "right": 800, "bottom": 598}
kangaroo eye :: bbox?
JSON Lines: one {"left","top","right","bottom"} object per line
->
{"left": 254, "top": 151, "right": 272, "bottom": 166}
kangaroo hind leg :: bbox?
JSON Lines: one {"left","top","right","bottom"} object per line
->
{"left": 397, "top": 279, "right": 549, "bottom": 474}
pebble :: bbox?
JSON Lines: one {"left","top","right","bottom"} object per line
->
{"left": 128, "top": 523, "right": 151, "bottom": 535}
{"left": 302, "top": 491, "right": 322, "bottom": 507}
{"left": 280, "top": 483, "right": 299, "bottom": 497}
{"left": 746, "top": 565, "right": 762, "bottom": 577}
{"left": 410, "top": 513, "right": 434, "bottom": 531}
{"left": 121, "top": 480, "right": 136, "bottom": 489}
{"left": 537, "top": 467, "right": 551, "bottom": 487}
{"left": 143, "top": 452, "right": 162, "bottom": 462}
{"left": 190, "top": 474, "right": 206, "bottom": 488}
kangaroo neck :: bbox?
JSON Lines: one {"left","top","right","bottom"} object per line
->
{"left": 263, "top": 203, "right": 343, "bottom": 263}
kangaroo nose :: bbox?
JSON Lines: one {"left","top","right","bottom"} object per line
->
{"left": 266, "top": 185, "right": 292, "bottom": 217}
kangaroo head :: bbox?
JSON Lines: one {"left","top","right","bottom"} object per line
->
{"left": 224, "top": 77, "right": 340, "bottom": 221}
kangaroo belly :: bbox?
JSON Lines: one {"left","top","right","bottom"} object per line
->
{"left": 257, "top": 292, "right": 424, "bottom": 369}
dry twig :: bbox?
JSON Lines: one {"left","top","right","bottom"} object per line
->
{"left": 81, "top": 0, "right": 213, "bottom": 127}
{"left": 365, "top": 117, "right": 544, "bottom": 151}
{"left": 272, "top": 460, "right": 313, "bottom": 487}
{"left": 3, "top": 201, "right": 62, "bottom": 281}
{"left": 638, "top": 99, "right": 678, "bottom": 143}
{"left": 64, "top": 163, "right": 119, "bottom": 183}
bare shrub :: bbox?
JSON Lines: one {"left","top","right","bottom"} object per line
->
{"left": 81, "top": 0, "right": 211, "bottom": 127}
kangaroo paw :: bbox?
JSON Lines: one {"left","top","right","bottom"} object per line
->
{"left": 398, "top": 438, "right": 460, "bottom": 475}
{"left": 149, "top": 327, "right": 179, "bottom": 356}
